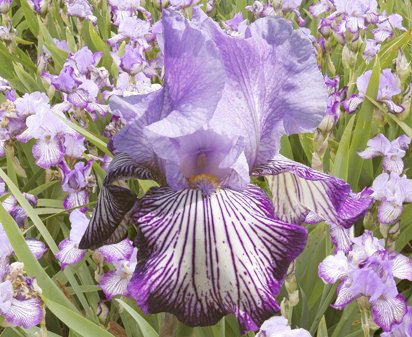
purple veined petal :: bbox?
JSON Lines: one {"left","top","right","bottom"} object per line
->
{"left": 129, "top": 185, "right": 307, "bottom": 333}
{"left": 55, "top": 239, "right": 86, "bottom": 269}
{"left": 373, "top": 28, "right": 392, "bottom": 43}
{"left": 358, "top": 134, "right": 392, "bottom": 159}
{"left": 99, "top": 257, "right": 136, "bottom": 300}
{"left": 332, "top": 279, "right": 357, "bottom": 309}
{"left": 342, "top": 94, "right": 364, "bottom": 113}
{"left": 252, "top": 155, "right": 372, "bottom": 228}
{"left": 96, "top": 239, "right": 134, "bottom": 264}
{"left": 63, "top": 133, "right": 86, "bottom": 159}
{"left": 329, "top": 222, "right": 354, "bottom": 253}
{"left": 380, "top": 306, "right": 412, "bottom": 337}
{"left": 32, "top": 137, "right": 65, "bottom": 169}
{"left": 67, "top": 88, "right": 89, "bottom": 108}
{"left": 3, "top": 297, "right": 43, "bottom": 329}
{"left": 318, "top": 251, "right": 350, "bottom": 284}
{"left": 0, "top": 280, "right": 13, "bottom": 313}
{"left": 390, "top": 253, "right": 412, "bottom": 281}
{"left": 382, "top": 156, "right": 404, "bottom": 174}
{"left": 111, "top": 11, "right": 226, "bottom": 168}
{"left": 201, "top": 11, "right": 327, "bottom": 166}
{"left": 371, "top": 294, "right": 407, "bottom": 332}
{"left": 79, "top": 153, "right": 148, "bottom": 250}
{"left": 378, "top": 201, "right": 403, "bottom": 225}
{"left": 380, "top": 99, "right": 404, "bottom": 114}
{"left": 25, "top": 239, "right": 47, "bottom": 260}
{"left": 304, "top": 211, "right": 324, "bottom": 224}
{"left": 345, "top": 16, "right": 365, "bottom": 33}
{"left": 64, "top": 190, "right": 89, "bottom": 212}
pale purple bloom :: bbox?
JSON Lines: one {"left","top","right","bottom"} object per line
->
{"left": 14, "top": 92, "right": 49, "bottom": 117}
{"left": 0, "top": 0, "right": 12, "bottom": 14}
{"left": 381, "top": 306, "right": 412, "bottom": 337}
{"left": 120, "top": 44, "right": 146, "bottom": 75}
{"left": 50, "top": 66, "right": 81, "bottom": 93}
{"left": 63, "top": 133, "right": 86, "bottom": 159}
{"left": 0, "top": 263, "right": 44, "bottom": 329}
{"left": 66, "top": 0, "right": 97, "bottom": 23}
{"left": 56, "top": 210, "right": 133, "bottom": 269}
{"left": 363, "top": 38, "right": 380, "bottom": 63}
{"left": 169, "top": 0, "right": 200, "bottom": 9}
{"left": 256, "top": 316, "right": 312, "bottom": 337}
{"left": 59, "top": 160, "right": 94, "bottom": 211}
{"left": 17, "top": 103, "right": 71, "bottom": 168}
{"left": 72, "top": 47, "right": 102, "bottom": 75}
{"left": 108, "top": 16, "right": 150, "bottom": 47}
{"left": 0, "top": 223, "right": 47, "bottom": 261}
{"left": 0, "top": 76, "right": 16, "bottom": 101}
{"left": 371, "top": 172, "right": 412, "bottom": 224}
{"left": 343, "top": 69, "right": 404, "bottom": 114}
{"left": 27, "top": 0, "right": 49, "bottom": 14}
{"left": 309, "top": 0, "right": 331, "bottom": 17}
{"left": 79, "top": 10, "right": 370, "bottom": 333}
{"left": 99, "top": 248, "right": 137, "bottom": 299}
{"left": 108, "top": 0, "right": 140, "bottom": 11}
{"left": 359, "top": 134, "right": 411, "bottom": 174}
{"left": 373, "top": 14, "right": 405, "bottom": 42}
{"left": 319, "top": 231, "right": 412, "bottom": 331}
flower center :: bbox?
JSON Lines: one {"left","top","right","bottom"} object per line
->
{"left": 187, "top": 173, "right": 220, "bottom": 196}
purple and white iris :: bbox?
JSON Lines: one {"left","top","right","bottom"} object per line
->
{"left": 343, "top": 68, "right": 404, "bottom": 114}
{"left": 318, "top": 231, "right": 412, "bottom": 331}
{"left": 370, "top": 172, "right": 412, "bottom": 225}
{"left": 79, "top": 9, "right": 370, "bottom": 333}
{"left": 56, "top": 210, "right": 134, "bottom": 269}
{"left": 358, "top": 134, "right": 411, "bottom": 174}
{"left": 0, "top": 262, "right": 44, "bottom": 329}
{"left": 256, "top": 316, "right": 312, "bottom": 337}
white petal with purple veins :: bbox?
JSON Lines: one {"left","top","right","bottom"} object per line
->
{"left": 329, "top": 223, "right": 354, "bottom": 253}
{"left": 55, "top": 239, "right": 86, "bottom": 269}
{"left": 25, "top": 239, "right": 47, "bottom": 260}
{"left": 129, "top": 185, "right": 307, "bottom": 333}
{"left": 32, "top": 137, "right": 64, "bottom": 169}
{"left": 332, "top": 279, "right": 357, "bottom": 309}
{"left": 96, "top": 239, "right": 134, "bottom": 263}
{"left": 99, "top": 269, "right": 132, "bottom": 300}
{"left": 371, "top": 295, "right": 407, "bottom": 332}
{"left": 391, "top": 253, "right": 412, "bottom": 281}
{"left": 253, "top": 155, "right": 372, "bottom": 228}
{"left": 318, "top": 251, "right": 350, "bottom": 284}
{"left": 3, "top": 297, "right": 43, "bottom": 329}
{"left": 378, "top": 201, "right": 403, "bottom": 225}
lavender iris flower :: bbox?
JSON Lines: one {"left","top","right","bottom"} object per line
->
{"left": 27, "top": 0, "right": 49, "bottom": 14}
{"left": 0, "top": 263, "right": 44, "bottom": 329}
{"left": 79, "top": 10, "right": 370, "bottom": 332}
{"left": 343, "top": 68, "right": 404, "bottom": 114}
{"left": 56, "top": 210, "right": 134, "bottom": 269}
{"left": 359, "top": 134, "right": 411, "bottom": 174}
{"left": 65, "top": 0, "right": 97, "bottom": 24}
{"left": 319, "top": 231, "right": 412, "bottom": 331}
{"left": 371, "top": 172, "right": 412, "bottom": 225}
{"left": 256, "top": 316, "right": 312, "bottom": 337}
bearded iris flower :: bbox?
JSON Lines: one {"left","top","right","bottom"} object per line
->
{"left": 79, "top": 9, "right": 370, "bottom": 333}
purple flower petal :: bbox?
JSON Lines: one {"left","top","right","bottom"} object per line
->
{"left": 96, "top": 239, "right": 134, "bottom": 263}
{"left": 371, "top": 295, "right": 407, "bottom": 332}
{"left": 32, "top": 137, "right": 65, "bottom": 169}
{"left": 389, "top": 252, "right": 412, "bottom": 281}
{"left": 25, "top": 239, "right": 47, "bottom": 260}
{"left": 2, "top": 297, "right": 43, "bottom": 329}
{"left": 64, "top": 190, "right": 89, "bottom": 211}
{"left": 99, "top": 269, "right": 131, "bottom": 300}
{"left": 378, "top": 201, "right": 403, "bottom": 225}
{"left": 332, "top": 279, "right": 357, "bottom": 309}
{"left": 69, "top": 209, "right": 89, "bottom": 243}
{"left": 358, "top": 134, "right": 392, "bottom": 159}
{"left": 203, "top": 11, "right": 327, "bottom": 166}
{"left": 318, "top": 251, "right": 350, "bottom": 283}
{"left": 128, "top": 185, "right": 307, "bottom": 333}
{"left": 253, "top": 155, "right": 372, "bottom": 228}
{"left": 55, "top": 239, "right": 86, "bottom": 269}
{"left": 342, "top": 94, "right": 364, "bottom": 113}
{"left": 329, "top": 222, "right": 354, "bottom": 253}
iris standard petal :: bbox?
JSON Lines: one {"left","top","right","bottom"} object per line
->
{"left": 201, "top": 11, "right": 327, "bottom": 166}
{"left": 79, "top": 153, "right": 149, "bottom": 249}
{"left": 55, "top": 239, "right": 86, "bottom": 269}
{"left": 111, "top": 10, "right": 225, "bottom": 168}
{"left": 253, "top": 155, "right": 372, "bottom": 228}
{"left": 128, "top": 185, "right": 307, "bottom": 333}
{"left": 318, "top": 251, "right": 350, "bottom": 283}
